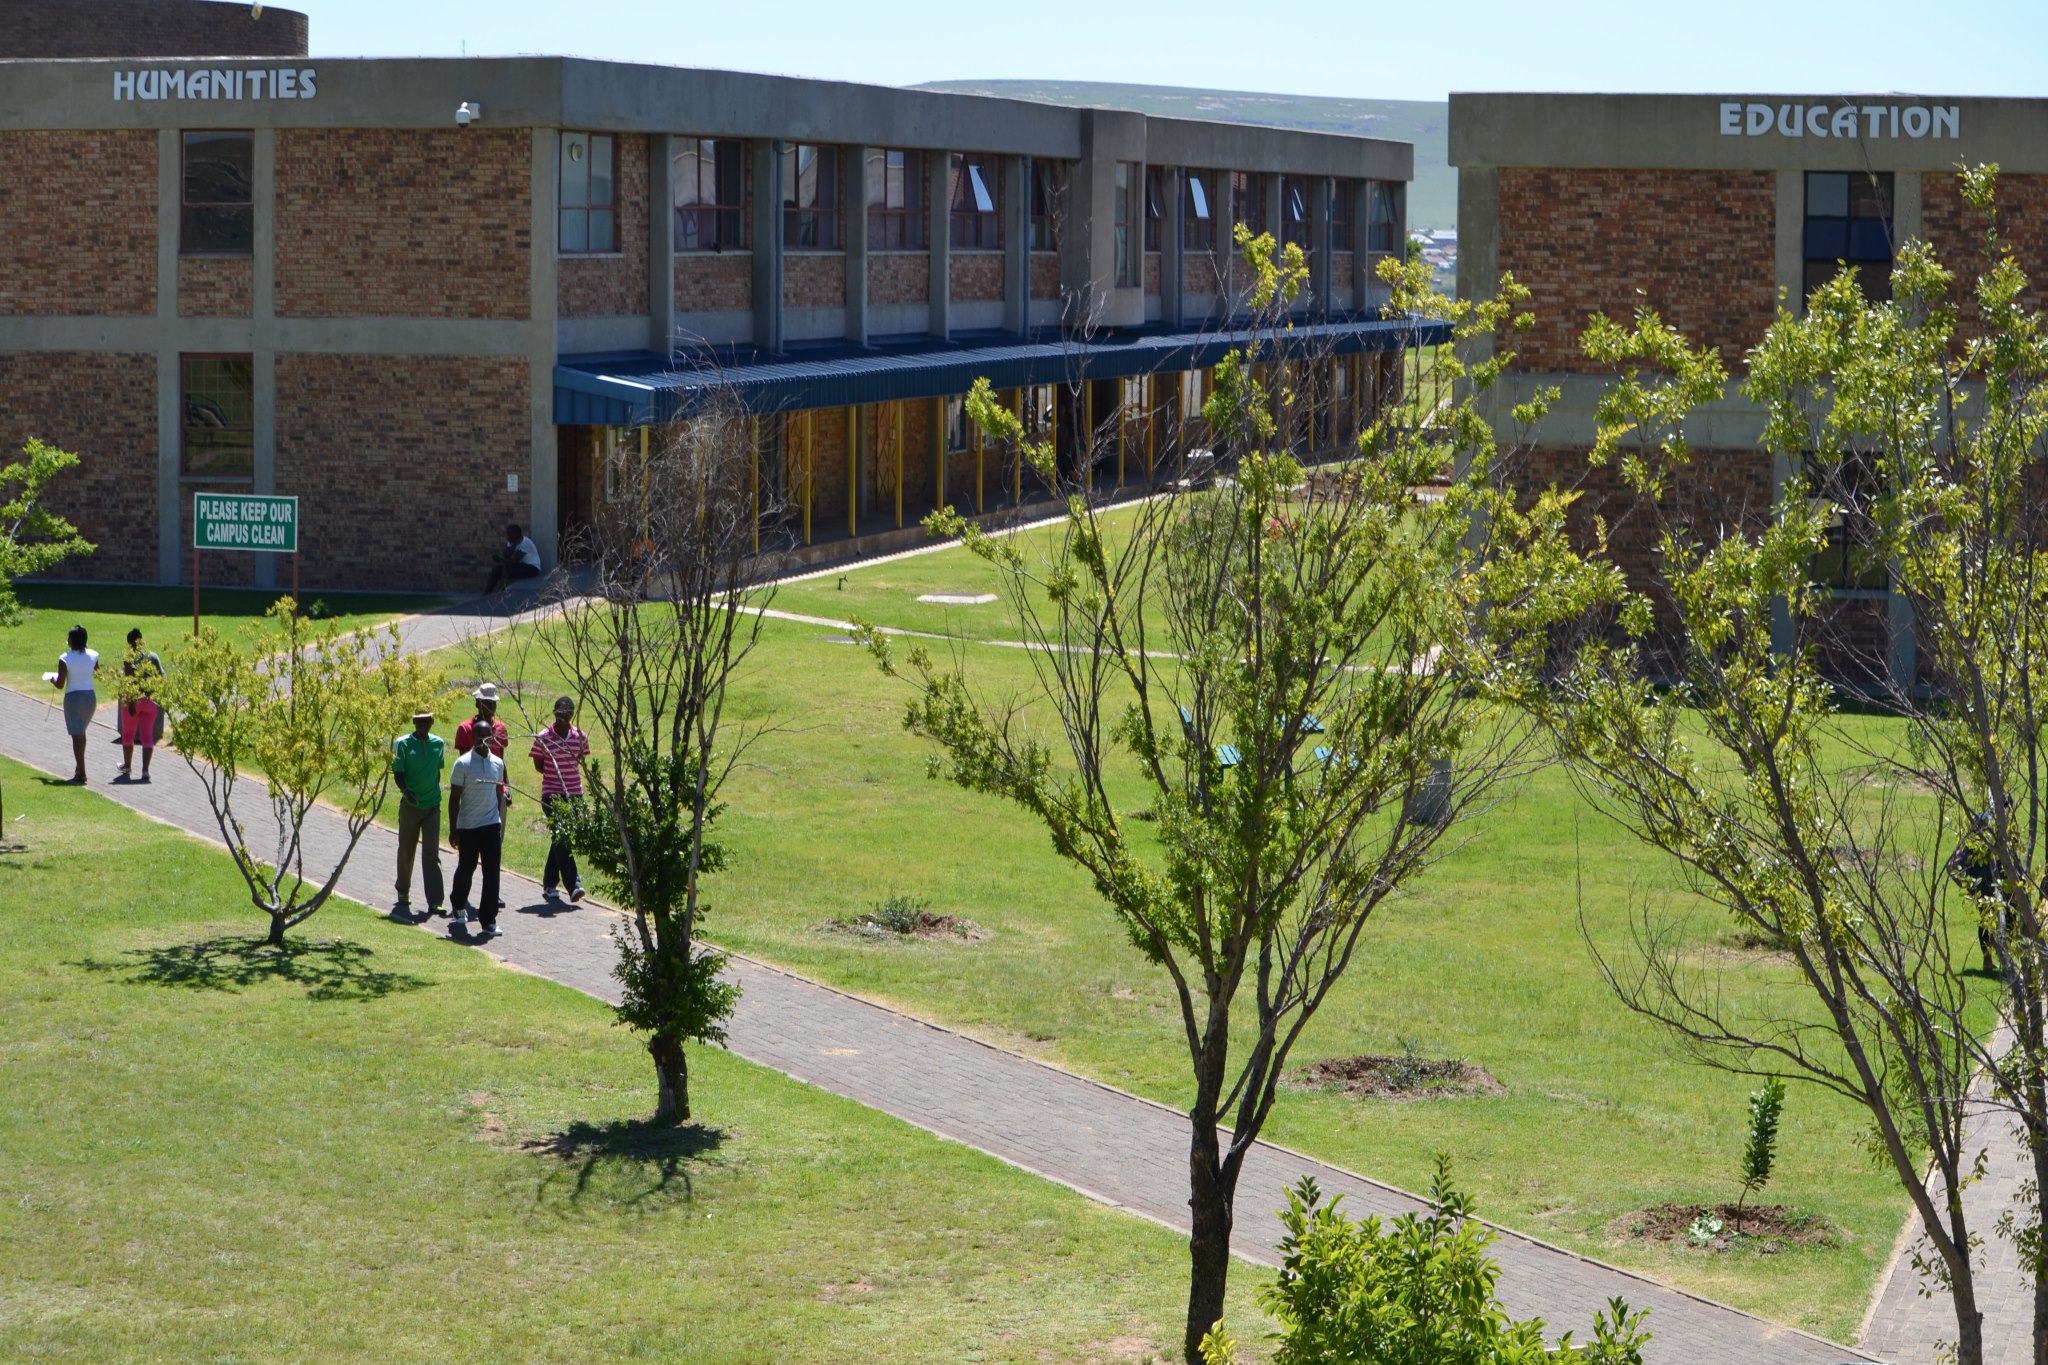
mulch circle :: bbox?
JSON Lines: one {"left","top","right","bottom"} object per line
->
{"left": 1607, "top": 1202, "right": 1841, "bottom": 1255}
{"left": 816, "top": 911, "right": 990, "bottom": 943}
{"left": 1287, "top": 1053, "right": 1507, "bottom": 1102}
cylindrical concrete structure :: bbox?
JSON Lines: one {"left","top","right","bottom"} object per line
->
{"left": 0, "top": 0, "right": 308, "bottom": 61}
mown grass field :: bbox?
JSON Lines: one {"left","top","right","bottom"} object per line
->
{"left": 410, "top": 527, "right": 1932, "bottom": 1346}
{"left": 0, "top": 754, "right": 1249, "bottom": 1363}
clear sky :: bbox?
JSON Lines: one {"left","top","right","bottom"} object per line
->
{"left": 296, "top": 0, "right": 2047, "bottom": 103}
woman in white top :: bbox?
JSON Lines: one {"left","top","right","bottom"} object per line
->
{"left": 52, "top": 624, "right": 97, "bottom": 784}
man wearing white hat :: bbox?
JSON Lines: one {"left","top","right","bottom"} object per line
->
{"left": 455, "top": 682, "right": 508, "bottom": 757}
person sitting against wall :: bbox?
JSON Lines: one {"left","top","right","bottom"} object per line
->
{"left": 485, "top": 523, "right": 543, "bottom": 594}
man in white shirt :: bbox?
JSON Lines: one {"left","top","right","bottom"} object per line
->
{"left": 447, "top": 727, "right": 510, "bottom": 939}
{"left": 485, "top": 523, "right": 543, "bottom": 593}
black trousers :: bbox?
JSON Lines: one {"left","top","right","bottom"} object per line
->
{"left": 541, "top": 792, "right": 580, "bottom": 893}
{"left": 452, "top": 822, "right": 503, "bottom": 927}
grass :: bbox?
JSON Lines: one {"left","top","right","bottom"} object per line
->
{"left": 421, "top": 572, "right": 1924, "bottom": 1345}
{"left": 0, "top": 752, "right": 1253, "bottom": 1363}
{"left": 0, "top": 583, "right": 448, "bottom": 691}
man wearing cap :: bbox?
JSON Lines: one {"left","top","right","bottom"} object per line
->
{"left": 390, "top": 709, "right": 445, "bottom": 919}
{"left": 455, "top": 683, "right": 509, "bottom": 756}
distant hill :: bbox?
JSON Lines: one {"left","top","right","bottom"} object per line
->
{"left": 914, "top": 80, "right": 1454, "bottom": 233}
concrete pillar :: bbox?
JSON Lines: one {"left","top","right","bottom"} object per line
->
{"left": 1351, "top": 179, "right": 1374, "bottom": 309}
{"left": 527, "top": 128, "right": 561, "bottom": 570}
{"left": 649, "top": 133, "right": 675, "bottom": 355}
{"left": 1004, "top": 155, "right": 1029, "bottom": 336}
{"left": 1774, "top": 170, "right": 1804, "bottom": 310}
{"left": 846, "top": 144, "right": 871, "bottom": 345}
{"left": 1213, "top": 170, "right": 1235, "bottom": 320}
{"left": 752, "top": 140, "right": 784, "bottom": 352}
{"left": 1456, "top": 167, "right": 1498, "bottom": 361}
{"left": 1162, "top": 167, "right": 1185, "bottom": 328}
{"left": 249, "top": 127, "right": 278, "bottom": 589}
{"left": 928, "top": 152, "right": 951, "bottom": 338}
{"left": 1309, "top": 175, "right": 1332, "bottom": 317}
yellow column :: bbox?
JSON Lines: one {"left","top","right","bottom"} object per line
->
{"left": 974, "top": 419, "right": 984, "bottom": 514}
{"left": 1145, "top": 375, "right": 1156, "bottom": 482}
{"left": 803, "top": 410, "right": 815, "bottom": 546}
{"left": 934, "top": 396, "right": 945, "bottom": 513}
{"left": 847, "top": 405, "right": 858, "bottom": 539}
{"left": 893, "top": 403, "right": 904, "bottom": 529}
{"left": 749, "top": 415, "right": 759, "bottom": 556}
{"left": 1116, "top": 382, "right": 1126, "bottom": 488}
{"left": 1013, "top": 388, "right": 1023, "bottom": 505}
{"left": 1085, "top": 382, "right": 1095, "bottom": 487}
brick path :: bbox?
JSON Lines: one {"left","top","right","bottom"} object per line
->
{"left": 0, "top": 636, "right": 1881, "bottom": 1363}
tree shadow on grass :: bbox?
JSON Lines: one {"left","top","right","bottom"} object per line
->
{"left": 520, "top": 1118, "right": 726, "bottom": 1214}
{"left": 77, "top": 934, "right": 430, "bottom": 1002}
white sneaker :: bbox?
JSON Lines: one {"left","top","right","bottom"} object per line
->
{"left": 483, "top": 923, "right": 504, "bottom": 939}
{"left": 449, "top": 911, "right": 470, "bottom": 934}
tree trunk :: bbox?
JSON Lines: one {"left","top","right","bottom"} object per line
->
{"left": 1182, "top": 1116, "right": 1236, "bottom": 1365}
{"left": 266, "top": 912, "right": 286, "bottom": 947}
{"left": 649, "top": 1033, "right": 690, "bottom": 1125}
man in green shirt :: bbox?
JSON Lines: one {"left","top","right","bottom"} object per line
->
{"left": 391, "top": 709, "right": 446, "bottom": 918}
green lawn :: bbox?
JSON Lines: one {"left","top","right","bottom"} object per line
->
{"left": 0, "top": 583, "right": 449, "bottom": 691}
{"left": 0, "top": 753, "right": 1252, "bottom": 1363}
{"left": 423, "top": 591, "right": 1920, "bottom": 1346}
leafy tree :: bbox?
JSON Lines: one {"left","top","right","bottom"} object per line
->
{"left": 1735, "top": 1075, "right": 1785, "bottom": 1234}
{"left": 868, "top": 227, "right": 1617, "bottom": 1363}
{"left": 0, "top": 437, "right": 95, "bottom": 627}
{"left": 537, "top": 400, "right": 775, "bottom": 1125}
{"left": 1198, "top": 1158, "right": 1650, "bottom": 1365}
{"left": 1542, "top": 166, "right": 2048, "bottom": 1365}
{"left": 160, "top": 598, "right": 446, "bottom": 946}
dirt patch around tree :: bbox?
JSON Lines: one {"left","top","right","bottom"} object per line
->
{"left": 1287, "top": 1051, "right": 1507, "bottom": 1102}
{"left": 1607, "top": 1202, "right": 1842, "bottom": 1255}
{"left": 817, "top": 898, "right": 990, "bottom": 943}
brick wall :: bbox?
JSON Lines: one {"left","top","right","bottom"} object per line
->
{"left": 1331, "top": 250, "right": 1354, "bottom": 297}
{"left": 865, "top": 399, "right": 933, "bottom": 510}
{"left": 1143, "top": 252, "right": 1160, "bottom": 298}
{"left": 1184, "top": 252, "right": 1219, "bottom": 296}
{"left": 869, "top": 253, "right": 929, "bottom": 307}
{"left": 275, "top": 353, "right": 530, "bottom": 592}
{"left": 557, "top": 133, "right": 648, "bottom": 318}
{"left": 1921, "top": 171, "right": 2048, "bottom": 328}
{"left": 0, "top": 131, "right": 157, "bottom": 316}
{"left": 1030, "top": 251, "right": 1060, "bottom": 302}
{"left": 1498, "top": 168, "right": 1777, "bottom": 374}
{"left": 0, "top": 352, "right": 159, "bottom": 583}
{"left": 178, "top": 256, "right": 252, "bottom": 317}
{"left": 0, "top": 0, "right": 308, "bottom": 58}
{"left": 276, "top": 128, "right": 530, "bottom": 320}
{"left": 784, "top": 253, "right": 846, "bottom": 309}
{"left": 774, "top": 406, "right": 851, "bottom": 534}
{"left": 676, "top": 252, "right": 751, "bottom": 314}
{"left": 950, "top": 252, "right": 1003, "bottom": 304}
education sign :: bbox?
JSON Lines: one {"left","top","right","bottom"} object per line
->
{"left": 194, "top": 493, "right": 298, "bottom": 553}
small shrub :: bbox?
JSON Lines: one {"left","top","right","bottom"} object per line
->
{"left": 1736, "top": 1076, "right": 1786, "bottom": 1233}
{"left": 865, "top": 894, "right": 931, "bottom": 934}
{"left": 1686, "top": 1213, "right": 1724, "bottom": 1246}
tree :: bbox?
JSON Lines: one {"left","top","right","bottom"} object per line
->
{"left": 1542, "top": 166, "right": 2048, "bottom": 1365}
{"left": 1198, "top": 1159, "right": 1650, "bottom": 1365}
{"left": 1735, "top": 1076, "right": 1785, "bottom": 1235}
{"left": 0, "top": 437, "right": 95, "bottom": 627}
{"left": 160, "top": 597, "right": 446, "bottom": 946}
{"left": 536, "top": 398, "right": 777, "bottom": 1125}
{"left": 866, "top": 228, "right": 1617, "bottom": 1363}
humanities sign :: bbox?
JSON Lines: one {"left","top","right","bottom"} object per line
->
{"left": 1719, "top": 101, "right": 1961, "bottom": 140}
{"left": 113, "top": 67, "right": 318, "bottom": 102}
{"left": 194, "top": 494, "right": 298, "bottom": 553}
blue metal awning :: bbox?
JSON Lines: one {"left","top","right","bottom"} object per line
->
{"left": 554, "top": 314, "right": 1451, "bottom": 428}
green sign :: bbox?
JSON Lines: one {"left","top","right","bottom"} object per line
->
{"left": 194, "top": 493, "right": 298, "bottom": 553}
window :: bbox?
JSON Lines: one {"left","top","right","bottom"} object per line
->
{"left": 559, "top": 132, "right": 616, "bottom": 254}
{"left": 944, "top": 396, "right": 971, "bottom": 453}
{"left": 866, "top": 148, "right": 925, "bottom": 250}
{"left": 1810, "top": 457, "right": 1890, "bottom": 591}
{"left": 181, "top": 130, "right": 252, "bottom": 254}
{"left": 1030, "top": 160, "right": 1064, "bottom": 252}
{"left": 1280, "top": 175, "right": 1310, "bottom": 249}
{"left": 675, "top": 138, "right": 747, "bottom": 252}
{"left": 1805, "top": 172, "right": 1894, "bottom": 303}
{"left": 949, "top": 153, "right": 1002, "bottom": 250}
{"left": 1329, "top": 178, "right": 1356, "bottom": 253}
{"left": 181, "top": 355, "right": 253, "bottom": 478}
{"left": 1232, "top": 172, "right": 1264, "bottom": 237}
{"left": 1144, "top": 166, "right": 1166, "bottom": 253}
{"left": 782, "top": 144, "right": 840, "bottom": 249}
{"left": 1114, "top": 162, "right": 1138, "bottom": 287}
{"left": 1183, "top": 170, "right": 1216, "bottom": 252}
{"left": 1366, "top": 181, "right": 1401, "bottom": 254}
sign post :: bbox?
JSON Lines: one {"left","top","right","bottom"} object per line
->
{"left": 192, "top": 493, "right": 301, "bottom": 636}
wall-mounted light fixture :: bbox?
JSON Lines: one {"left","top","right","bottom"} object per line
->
{"left": 455, "top": 102, "right": 482, "bottom": 127}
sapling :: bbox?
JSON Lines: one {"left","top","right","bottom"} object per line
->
{"left": 1736, "top": 1076, "right": 1786, "bottom": 1235}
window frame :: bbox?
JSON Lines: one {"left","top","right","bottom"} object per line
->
{"left": 866, "top": 148, "right": 926, "bottom": 251}
{"left": 180, "top": 129, "right": 254, "bottom": 256}
{"left": 949, "top": 152, "right": 1003, "bottom": 251}
{"left": 1029, "top": 159, "right": 1064, "bottom": 253}
{"left": 1114, "top": 161, "right": 1139, "bottom": 287}
{"left": 1231, "top": 171, "right": 1265, "bottom": 238}
{"left": 1329, "top": 178, "right": 1356, "bottom": 253}
{"left": 559, "top": 131, "right": 618, "bottom": 255}
{"left": 1182, "top": 169, "right": 1217, "bottom": 253}
{"left": 1280, "top": 175, "right": 1311, "bottom": 250}
{"left": 674, "top": 137, "right": 748, "bottom": 254}
{"left": 1366, "top": 180, "right": 1401, "bottom": 254}
{"left": 180, "top": 352, "right": 255, "bottom": 481}
{"left": 782, "top": 143, "right": 841, "bottom": 251}
{"left": 1804, "top": 171, "right": 1895, "bottom": 304}
{"left": 1144, "top": 166, "right": 1166, "bottom": 253}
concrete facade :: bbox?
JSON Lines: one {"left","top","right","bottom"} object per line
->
{"left": 0, "top": 40, "right": 1418, "bottom": 593}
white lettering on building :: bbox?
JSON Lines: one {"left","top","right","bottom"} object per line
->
{"left": 113, "top": 67, "right": 318, "bottom": 102}
{"left": 1718, "top": 99, "right": 1960, "bottom": 139}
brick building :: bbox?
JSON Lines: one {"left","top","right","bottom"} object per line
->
{"left": 0, "top": 0, "right": 1433, "bottom": 596}
{"left": 1452, "top": 92, "right": 2047, "bottom": 687}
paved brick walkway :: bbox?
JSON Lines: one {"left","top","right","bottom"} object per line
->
{"left": 0, "top": 641, "right": 1879, "bottom": 1363}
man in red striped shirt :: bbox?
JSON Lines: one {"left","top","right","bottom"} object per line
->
{"left": 531, "top": 695, "right": 590, "bottom": 903}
